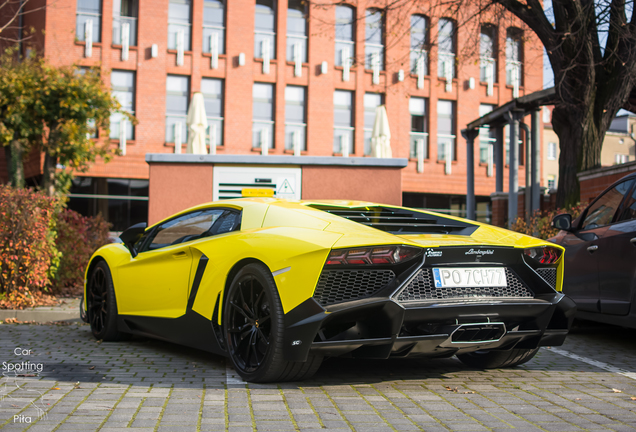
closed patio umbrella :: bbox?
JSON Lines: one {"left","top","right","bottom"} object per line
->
{"left": 186, "top": 92, "right": 209, "bottom": 154}
{"left": 371, "top": 105, "right": 392, "bottom": 158}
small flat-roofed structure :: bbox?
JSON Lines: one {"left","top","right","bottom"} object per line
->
{"left": 462, "top": 88, "right": 557, "bottom": 225}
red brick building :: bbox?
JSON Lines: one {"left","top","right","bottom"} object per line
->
{"left": 2, "top": 0, "right": 543, "bottom": 230}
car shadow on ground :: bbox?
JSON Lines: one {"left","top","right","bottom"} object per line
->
{"left": 20, "top": 320, "right": 636, "bottom": 389}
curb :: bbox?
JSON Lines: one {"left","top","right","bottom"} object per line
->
{"left": 0, "top": 309, "right": 80, "bottom": 323}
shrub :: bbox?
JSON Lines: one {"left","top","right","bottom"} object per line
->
{"left": 0, "top": 185, "right": 59, "bottom": 308}
{"left": 510, "top": 203, "right": 588, "bottom": 240}
{"left": 54, "top": 208, "right": 111, "bottom": 294}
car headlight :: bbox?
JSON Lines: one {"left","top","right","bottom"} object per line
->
{"left": 326, "top": 245, "right": 422, "bottom": 265}
{"left": 523, "top": 246, "right": 562, "bottom": 265}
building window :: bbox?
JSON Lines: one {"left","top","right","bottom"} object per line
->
{"left": 409, "top": 97, "right": 428, "bottom": 159}
{"left": 165, "top": 75, "right": 189, "bottom": 143}
{"left": 110, "top": 71, "right": 135, "bottom": 140}
{"left": 479, "top": 104, "right": 496, "bottom": 163}
{"left": 547, "top": 142, "right": 557, "bottom": 160}
{"left": 437, "top": 100, "right": 455, "bottom": 161}
{"left": 437, "top": 18, "right": 455, "bottom": 79}
{"left": 203, "top": 0, "right": 225, "bottom": 54}
{"left": 68, "top": 177, "right": 149, "bottom": 232}
{"left": 479, "top": 24, "right": 496, "bottom": 83}
{"left": 112, "top": 0, "right": 137, "bottom": 46}
{"left": 333, "top": 90, "right": 354, "bottom": 154}
{"left": 168, "top": 0, "right": 192, "bottom": 51}
{"left": 363, "top": 93, "right": 383, "bottom": 155}
{"left": 284, "top": 86, "right": 306, "bottom": 151}
{"left": 506, "top": 28, "right": 523, "bottom": 86}
{"left": 253, "top": 83, "right": 274, "bottom": 149}
{"left": 335, "top": 5, "right": 355, "bottom": 67}
{"left": 616, "top": 154, "right": 628, "bottom": 164}
{"left": 410, "top": 15, "right": 428, "bottom": 74}
{"left": 255, "top": 0, "right": 276, "bottom": 59}
{"left": 547, "top": 175, "right": 556, "bottom": 190}
{"left": 287, "top": 0, "right": 307, "bottom": 63}
{"left": 76, "top": 0, "right": 102, "bottom": 42}
{"left": 201, "top": 78, "right": 224, "bottom": 147}
{"left": 365, "top": 9, "right": 384, "bottom": 70}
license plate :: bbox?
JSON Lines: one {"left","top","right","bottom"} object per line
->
{"left": 432, "top": 267, "right": 507, "bottom": 288}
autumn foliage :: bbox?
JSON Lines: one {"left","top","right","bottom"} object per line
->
{"left": 0, "top": 185, "right": 111, "bottom": 308}
{"left": 510, "top": 203, "right": 588, "bottom": 240}
{"left": 54, "top": 209, "right": 111, "bottom": 294}
{"left": 0, "top": 185, "right": 59, "bottom": 308}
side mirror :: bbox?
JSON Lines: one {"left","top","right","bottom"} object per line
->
{"left": 551, "top": 214, "right": 573, "bottom": 232}
{"left": 119, "top": 222, "right": 147, "bottom": 258}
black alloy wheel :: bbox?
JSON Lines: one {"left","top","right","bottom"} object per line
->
{"left": 87, "top": 261, "right": 127, "bottom": 341}
{"left": 88, "top": 265, "right": 108, "bottom": 334}
{"left": 226, "top": 273, "right": 272, "bottom": 373}
{"left": 224, "top": 263, "right": 323, "bottom": 383}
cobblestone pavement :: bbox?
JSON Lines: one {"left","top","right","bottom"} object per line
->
{"left": 1, "top": 321, "right": 636, "bottom": 431}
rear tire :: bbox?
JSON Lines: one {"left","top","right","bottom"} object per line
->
{"left": 223, "top": 263, "right": 322, "bottom": 382}
{"left": 456, "top": 347, "right": 540, "bottom": 369}
{"left": 87, "top": 261, "right": 127, "bottom": 341}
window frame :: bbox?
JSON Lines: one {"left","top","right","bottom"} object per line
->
{"left": 334, "top": 5, "right": 355, "bottom": 67}
{"left": 168, "top": 0, "right": 193, "bottom": 51}
{"left": 286, "top": 0, "right": 307, "bottom": 63}
{"left": 252, "top": 82, "right": 275, "bottom": 149}
{"left": 437, "top": 99, "right": 456, "bottom": 161}
{"left": 255, "top": 0, "right": 277, "bottom": 59}
{"left": 137, "top": 207, "right": 242, "bottom": 253}
{"left": 505, "top": 27, "right": 523, "bottom": 86}
{"left": 333, "top": 89, "right": 355, "bottom": 154}
{"left": 409, "top": 97, "right": 428, "bottom": 159}
{"left": 76, "top": 0, "right": 102, "bottom": 43}
{"left": 479, "top": 24, "right": 497, "bottom": 83}
{"left": 410, "top": 14, "right": 428, "bottom": 75}
{"left": 165, "top": 74, "right": 190, "bottom": 144}
{"left": 284, "top": 85, "right": 307, "bottom": 151}
{"left": 201, "top": 77, "right": 224, "bottom": 148}
{"left": 109, "top": 70, "right": 136, "bottom": 141}
{"left": 363, "top": 92, "right": 384, "bottom": 155}
{"left": 364, "top": 8, "right": 384, "bottom": 70}
{"left": 437, "top": 17, "right": 456, "bottom": 79}
{"left": 578, "top": 179, "right": 636, "bottom": 230}
{"left": 203, "top": 0, "right": 226, "bottom": 54}
{"left": 112, "top": 0, "right": 138, "bottom": 46}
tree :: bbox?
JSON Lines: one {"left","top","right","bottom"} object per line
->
{"left": 492, "top": 0, "right": 636, "bottom": 206}
{"left": 0, "top": 48, "right": 43, "bottom": 188}
{"left": 0, "top": 46, "right": 135, "bottom": 196}
{"left": 312, "top": 0, "right": 636, "bottom": 207}
{"left": 36, "top": 64, "right": 131, "bottom": 197}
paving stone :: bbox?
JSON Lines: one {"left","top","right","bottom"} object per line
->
{"left": 2, "top": 321, "right": 636, "bottom": 431}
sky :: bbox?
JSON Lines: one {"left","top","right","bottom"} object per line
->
{"left": 542, "top": 0, "right": 634, "bottom": 115}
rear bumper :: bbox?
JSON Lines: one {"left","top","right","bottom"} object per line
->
{"left": 282, "top": 293, "right": 576, "bottom": 362}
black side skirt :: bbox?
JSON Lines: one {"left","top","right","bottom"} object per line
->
{"left": 116, "top": 254, "right": 227, "bottom": 357}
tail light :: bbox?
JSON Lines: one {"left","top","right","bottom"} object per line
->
{"left": 326, "top": 245, "right": 422, "bottom": 265}
{"left": 524, "top": 246, "right": 562, "bottom": 265}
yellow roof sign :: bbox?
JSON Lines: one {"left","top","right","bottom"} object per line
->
{"left": 242, "top": 188, "right": 275, "bottom": 197}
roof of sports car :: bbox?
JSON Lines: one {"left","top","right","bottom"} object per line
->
{"left": 153, "top": 198, "right": 549, "bottom": 249}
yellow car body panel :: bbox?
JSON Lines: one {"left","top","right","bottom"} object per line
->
{"left": 84, "top": 198, "right": 566, "bottom": 336}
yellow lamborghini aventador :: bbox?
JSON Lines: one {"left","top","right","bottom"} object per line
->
{"left": 83, "top": 199, "right": 575, "bottom": 382}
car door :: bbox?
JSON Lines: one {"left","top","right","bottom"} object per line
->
{"left": 561, "top": 180, "right": 632, "bottom": 312}
{"left": 596, "top": 180, "right": 636, "bottom": 315}
{"left": 117, "top": 208, "right": 227, "bottom": 318}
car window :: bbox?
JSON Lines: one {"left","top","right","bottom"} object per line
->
{"left": 143, "top": 208, "right": 240, "bottom": 252}
{"left": 581, "top": 180, "right": 633, "bottom": 230}
{"left": 616, "top": 181, "right": 636, "bottom": 222}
